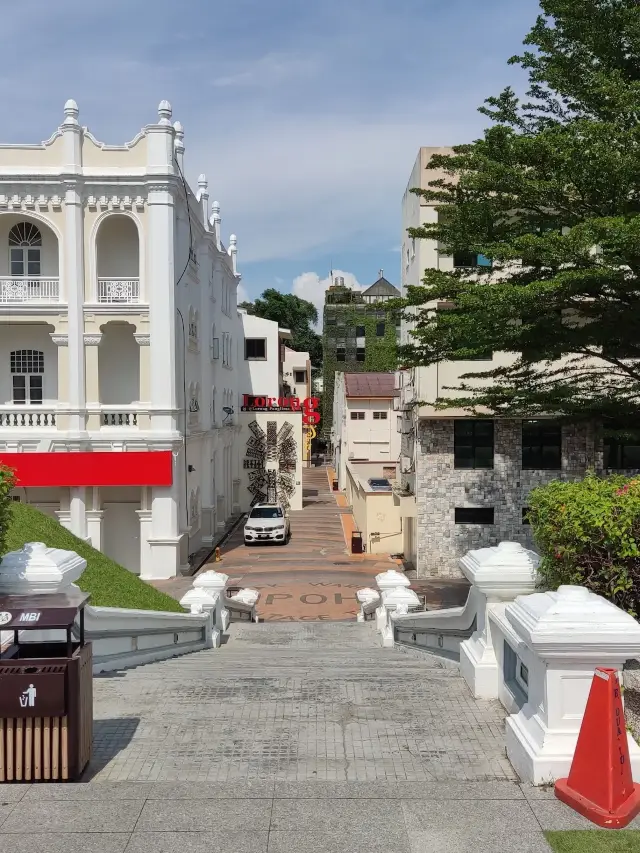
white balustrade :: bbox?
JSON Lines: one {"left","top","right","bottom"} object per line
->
{"left": 0, "top": 277, "right": 60, "bottom": 303}
{"left": 0, "top": 408, "right": 57, "bottom": 428}
{"left": 97, "top": 278, "right": 140, "bottom": 303}
{"left": 100, "top": 407, "right": 140, "bottom": 427}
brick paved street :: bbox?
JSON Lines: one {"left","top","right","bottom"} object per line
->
{"left": 155, "top": 466, "right": 396, "bottom": 621}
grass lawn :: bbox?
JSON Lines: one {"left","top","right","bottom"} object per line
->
{"left": 546, "top": 831, "right": 640, "bottom": 852}
{"left": 2, "top": 502, "right": 184, "bottom": 613}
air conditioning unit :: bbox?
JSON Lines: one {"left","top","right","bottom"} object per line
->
{"left": 400, "top": 455, "right": 413, "bottom": 474}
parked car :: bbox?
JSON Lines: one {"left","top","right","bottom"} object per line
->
{"left": 368, "top": 478, "right": 392, "bottom": 492}
{"left": 244, "top": 503, "right": 291, "bottom": 545}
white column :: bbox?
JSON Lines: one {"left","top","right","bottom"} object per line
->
{"left": 146, "top": 101, "right": 178, "bottom": 435}
{"left": 145, "top": 455, "right": 183, "bottom": 579}
{"left": 69, "top": 487, "right": 88, "bottom": 541}
{"left": 61, "top": 101, "right": 86, "bottom": 435}
{"left": 85, "top": 486, "right": 102, "bottom": 549}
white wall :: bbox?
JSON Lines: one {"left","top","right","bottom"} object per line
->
{"left": 95, "top": 215, "right": 139, "bottom": 278}
{"left": 283, "top": 347, "right": 310, "bottom": 401}
{"left": 239, "top": 312, "right": 280, "bottom": 399}
{"left": 98, "top": 323, "right": 140, "bottom": 405}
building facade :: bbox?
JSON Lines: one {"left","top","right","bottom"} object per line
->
{"left": 397, "top": 147, "right": 639, "bottom": 578}
{"left": 0, "top": 99, "right": 249, "bottom": 579}
{"left": 321, "top": 272, "right": 400, "bottom": 438}
{"left": 332, "top": 372, "right": 399, "bottom": 491}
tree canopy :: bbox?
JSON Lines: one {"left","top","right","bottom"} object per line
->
{"left": 398, "top": 0, "right": 640, "bottom": 423}
{"left": 239, "top": 288, "right": 323, "bottom": 368}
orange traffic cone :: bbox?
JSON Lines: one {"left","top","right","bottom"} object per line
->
{"left": 555, "top": 667, "right": 640, "bottom": 828}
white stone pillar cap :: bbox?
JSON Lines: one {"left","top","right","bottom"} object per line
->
{"left": 180, "top": 587, "right": 218, "bottom": 612}
{"left": 0, "top": 542, "right": 86, "bottom": 595}
{"left": 382, "top": 587, "right": 420, "bottom": 611}
{"left": 506, "top": 584, "right": 640, "bottom": 658}
{"left": 459, "top": 540, "right": 540, "bottom": 599}
{"left": 375, "top": 569, "right": 410, "bottom": 592}
{"left": 356, "top": 588, "right": 381, "bottom": 604}
{"left": 193, "top": 570, "right": 229, "bottom": 592}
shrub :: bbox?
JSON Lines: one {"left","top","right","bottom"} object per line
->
{"left": 0, "top": 465, "right": 16, "bottom": 556}
{"left": 528, "top": 473, "right": 640, "bottom": 616}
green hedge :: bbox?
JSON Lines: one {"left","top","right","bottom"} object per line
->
{"left": 528, "top": 473, "right": 640, "bottom": 616}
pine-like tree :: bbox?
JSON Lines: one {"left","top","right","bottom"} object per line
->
{"left": 399, "top": 0, "right": 640, "bottom": 424}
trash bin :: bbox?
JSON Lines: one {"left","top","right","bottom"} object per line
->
{"left": 332, "top": 479, "right": 339, "bottom": 491}
{"left": 351, "top": 531, "right": 363, "bottom": 554}
{"left": 0, "top": 589, "right": 92, "bottom": 782}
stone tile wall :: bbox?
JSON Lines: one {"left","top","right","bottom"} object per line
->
{"left": 415, "top": 419, "right": 597, "bottom": 578}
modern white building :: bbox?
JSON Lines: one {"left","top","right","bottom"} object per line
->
{"left": 332, "top": 372, "right": 399, "bottom": 491}
{"left": 397, "top": 147, "right": 638, "bottom": 578}
{"left": 282, "top": 346, "right": 311, "bottom": 403}
{"left": 0, "top": 99, "right": 249, "bottom": 580}
{"left": 238, "top": 311, "right": 293, "bottom": 401}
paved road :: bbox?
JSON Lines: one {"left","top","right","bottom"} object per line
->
{"left": 156, "top": 467, "right": 395, "bottom": 621}
{"left": 0, "top": 622, "right": 616, "bottom": 851}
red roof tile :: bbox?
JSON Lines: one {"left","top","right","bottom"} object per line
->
{"left": 344, "top": 372, "right": 397, "bottom": 398}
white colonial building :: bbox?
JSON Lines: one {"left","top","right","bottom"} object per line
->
{"left": 0, "top": 99, "right": 250, "bottom": 579}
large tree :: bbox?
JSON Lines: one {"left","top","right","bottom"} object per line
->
{"left": 240, "top": 288, "right": 323, "bottom": 369}
{"left": 399, "top": 0, "right": 640, "bottom": 422}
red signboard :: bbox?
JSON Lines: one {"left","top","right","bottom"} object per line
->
{"left": 0, "top": 451, "right": 173, "bottom": 488}
{"left": 241, "top": 395, "right": 321, "bottom": 426}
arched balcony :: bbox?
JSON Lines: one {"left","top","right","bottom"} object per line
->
{"left": 0, "top": 216, "right": 60, "bottom": 304}
{"left": 95, "top": 215, "right": 140, "bottom": 304}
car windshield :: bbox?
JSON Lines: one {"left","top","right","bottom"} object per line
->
{"left": 250, "top": 507, "right": 283, "bottom": 519}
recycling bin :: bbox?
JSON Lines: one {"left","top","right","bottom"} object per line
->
{"left": 0, "top": 589, "right": 93, "bottom": 782}
{"left": 351, "top": 531, "right": 363, "bottom": 554}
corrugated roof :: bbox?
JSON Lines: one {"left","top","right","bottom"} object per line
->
{"left": 344, "top": 372, "right": 397, "bottom": 398}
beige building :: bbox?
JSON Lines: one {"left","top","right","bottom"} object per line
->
{"left": 332, "top": 372, "right": 399, "bottom": 491}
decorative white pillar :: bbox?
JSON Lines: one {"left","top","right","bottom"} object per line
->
{"left": 380, "top": 587, "right": 421, "bottom": 647}
{"left": 374, "top": 569, "right": 411, "bottom": 632}
{"left": 69, "top": 487, "right": 88, "bottom": 541}
{"left": 85, "top": 486, "right": 102, "bottom": 550}
{"left": 193, "top": 570, "right": 229, "bottom": 631}
{"left": 146, "top": 101, "right": 178, "bottom": 434}
{"left": 503, "top": 585, "right": 640, "bottom": 784}
{"left": 459, "top": 541, "right": 540, "bottom": 699}
{"left": 229, "top": 234, "right": 238, "bottom": 275}
{"left": 61, "top": 99, "right": 86, "bottom": 435}
{"left": 197, "top": 175, "right": 209, "bottom": 229}
{"left": 210, "top": 201, "right": 221, "bottom": 250}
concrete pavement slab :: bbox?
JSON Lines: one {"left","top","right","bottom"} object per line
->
{"left": 0, "top": 800, "right": 143, "bottom": 834}
{"left": 135, "top": 799, "right": 272, "bottom": 832}
{"left": 0, "top": 835, "right": 130, "bottom": 853}
{"left": 125, "top": 831, "right": 269, "bottom": 852}
{"left": 528, "top": 798, "right": 640, "bottom": 830}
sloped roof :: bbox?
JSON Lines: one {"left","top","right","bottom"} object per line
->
{"left": 344, "top": 372, "right": 397, "bottom": 398}
{"left": 362, "top": 276, "right": 401, "bottom": 298}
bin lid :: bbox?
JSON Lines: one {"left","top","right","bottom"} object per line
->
{"left": 0, "top": 589, "right": 90, "bottom": 631}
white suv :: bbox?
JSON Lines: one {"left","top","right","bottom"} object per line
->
{"left": 244, "top": 503, "right": 290, "bottom": 546}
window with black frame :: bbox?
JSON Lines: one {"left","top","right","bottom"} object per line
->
{"left": 603, "top": 424, "right": 640, "bottom": 469}
{"left": 454, "top": 420, "right": 494, "bottom": 469}
{"left": 521, "top": 421, "right": 562, "bottom": 470}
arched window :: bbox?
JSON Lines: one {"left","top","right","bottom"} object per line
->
{"left": 9, "top": 222, "right": 42, "bottom": 278}
{"left": 10, "top": 349, "right": 44, "bottom": 404}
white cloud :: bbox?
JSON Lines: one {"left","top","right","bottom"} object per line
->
{"left": 292, "top": 269, "right": 364, "bottom": 329}
{"left": 236, "top": 281, "right": 249, "bottom": 304}
{"left": 212, "top": 52, "right": 320, "bottom": 89}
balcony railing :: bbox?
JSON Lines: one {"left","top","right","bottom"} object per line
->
{"left": 0, "top": 408, "right": 57, "bottom": 428}
{"left": 97, "top": 278, "right": 140, "bottom": 304}
{"left": 101, "top": 408, "right": 139, "bottom": 427}
{"left": 0, "top": 277, "right": 60, "bottom": 303}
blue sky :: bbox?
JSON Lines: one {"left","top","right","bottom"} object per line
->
{"left": 1, "top": 0, "right": 540, "bottom": 316}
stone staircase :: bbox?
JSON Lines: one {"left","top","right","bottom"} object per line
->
{"left": 90, "top": 621, "right": 515, "bottom": 782}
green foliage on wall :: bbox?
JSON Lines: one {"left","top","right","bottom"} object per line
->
{"left": 321, "top": 308, "right": 398, "bottom": 436}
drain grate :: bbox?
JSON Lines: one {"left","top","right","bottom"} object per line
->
{"left": 332, "top": 562, "right": 350, "bottom": 566}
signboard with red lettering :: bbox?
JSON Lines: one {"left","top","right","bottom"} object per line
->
{"left": 241, "top": 396, "right": 321, "bottom": 426}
